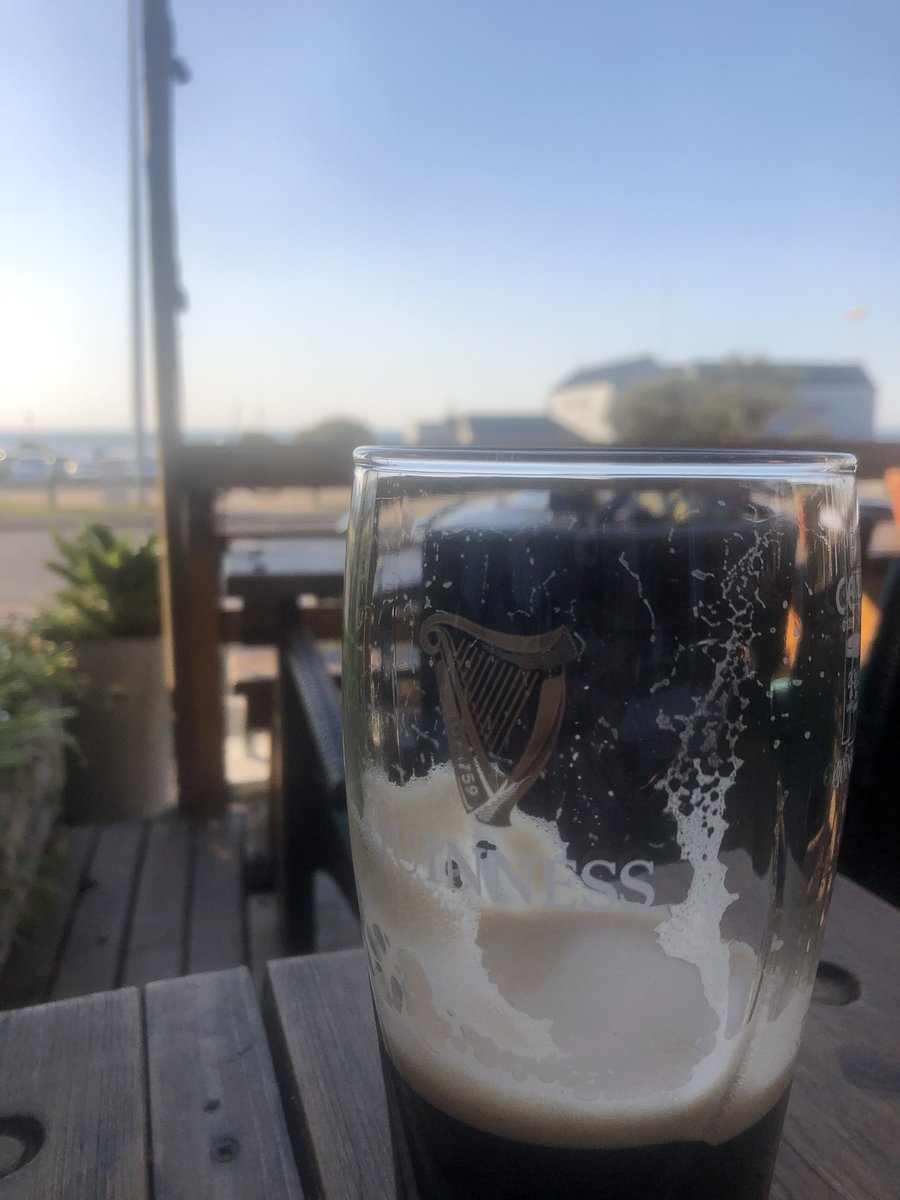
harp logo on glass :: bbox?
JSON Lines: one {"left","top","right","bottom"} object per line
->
{"left": 419, "top": 612, "right": 578, "bottom": 827}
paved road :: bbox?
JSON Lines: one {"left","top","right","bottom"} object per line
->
{"left": 0, "top": 508, "right": 346, "bottom": 620}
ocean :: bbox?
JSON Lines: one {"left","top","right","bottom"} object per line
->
{"left": 0, "top": 427, "right": 404, "bottom": 467}
{"left": 0, "top": 428, "right": 258, "bottom": 466}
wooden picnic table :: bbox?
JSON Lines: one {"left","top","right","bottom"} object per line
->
{"left": 223, "top": 534, "right": 422, "bottom": 612}
{"left": 222, "top": 533, "right": 348, "bottom": 649}
{"left": 224, "top": 535, "right": 348, "bottom": 605}
{"left": 0, "top": 876, "right": 897, "bottom": 1199}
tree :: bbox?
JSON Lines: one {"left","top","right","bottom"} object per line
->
{"left": 295, "top": 418, "right": 373, "bottom": 448}
{"left": 610, "top": 370, "right": 797, "bottom": 446}
{"left": 292, "top": 418, "right": 374, "bottom": 496}
{"left": 237, "top": 430, "right": 277, "bottom": 445}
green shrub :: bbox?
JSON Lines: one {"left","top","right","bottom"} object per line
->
{"left": 0, "top": 625, "right": 76, "bottom": 776}
{"left": 34, "top": 522, "right": 162, "bottom": 640}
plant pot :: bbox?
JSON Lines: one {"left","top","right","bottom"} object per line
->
{"left": 64, "top": 636, "right": 176, "bottom": 823}
{"left": 0, "top": 741, "right": 64, "bottom": 972}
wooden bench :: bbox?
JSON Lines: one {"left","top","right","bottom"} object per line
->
{"left": 0, "top": 814, "right": 247, "bottom": 1011}
{"left": 272, "top": 630, "right": 358, "bottom": 954}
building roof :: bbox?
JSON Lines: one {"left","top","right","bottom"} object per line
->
{"left": 555, "top": 356, "right": 873, "bottom": 395}
{"left": 554, "top": 356, "right": 662, "bottom": 392}
{"left": 405, "top": 414, "right": 585, "bottom": 448}
{"left": 686, "top": 360, "right": 872, "bottom": 388}
{"left": 405, "top": 420, "right": 456, "bottom": 445}
{"left": 456, "top": 415, "right": 585, "bottom": 447}
{"left": 783, "top": 363, "right": 873, "bottom": 387}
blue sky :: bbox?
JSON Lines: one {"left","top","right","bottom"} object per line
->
{"left": 1, "top": 0, "right": 899, "bottom": 434}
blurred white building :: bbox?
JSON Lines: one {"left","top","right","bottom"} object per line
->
{"left": 549, "top": 356, "right": 876, "bottom": 442}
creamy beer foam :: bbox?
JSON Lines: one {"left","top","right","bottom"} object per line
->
{"left": 350, "top": 768, "right": 810, "bottom": 1150}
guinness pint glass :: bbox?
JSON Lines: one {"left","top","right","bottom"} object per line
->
{"left": 342, "top": 449, "right": 859, "bottom": 1200}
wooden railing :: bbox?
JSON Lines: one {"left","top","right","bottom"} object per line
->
{"left": 160, "top": 445, "right": 352, "bottom": 818}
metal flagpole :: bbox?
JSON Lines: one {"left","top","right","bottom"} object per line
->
{"left": 128, "top": 0, "right": 147, "bottom": 505}
{"left": 142, "top": 0, "right": 226, "bottom": 816}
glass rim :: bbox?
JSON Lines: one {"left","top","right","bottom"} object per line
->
{"left": 353, "top": 445, "right": 857, "bottom": 479}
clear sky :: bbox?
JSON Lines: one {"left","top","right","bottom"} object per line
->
{"left": 2, "top": 0, "right": 899, "bottom": 435}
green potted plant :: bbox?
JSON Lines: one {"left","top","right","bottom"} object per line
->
{"left": 33, "top": 522, "right": 175, "bottom": 822}
{"left": 0, "top": 624, "right": 75, "bottom": 970}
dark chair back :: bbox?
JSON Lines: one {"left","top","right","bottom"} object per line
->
{"left": 842, "top": 560, "right": 900, "bottom": 906}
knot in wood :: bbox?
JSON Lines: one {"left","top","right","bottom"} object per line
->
{"left": 0, "top": 1115, "right": 45, "bottom": 1178}
{"left": 812, "top": 960, "right": 861, "bottom": 1006}
{"left": 210, "top": 1134, "right": 240, "bottom": 1164}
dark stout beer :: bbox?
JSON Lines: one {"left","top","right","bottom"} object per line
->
{"left": 353, "top": 785, "right": 802, "bottom": 1200}
{"left": 381, "top": 1038, "right": 790, "bottom": 1200}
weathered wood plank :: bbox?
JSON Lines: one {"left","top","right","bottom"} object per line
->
{"left": 265, "top": 950, "right": 393, "bottom": 1200}
{"left": 313, "top": 873, "right": 360, "bottom": 955}
{"left": 0, "top": 826, "right": 98, "bottom": 1010}
{"left": 48, "top": 822, "right": 146, "bottom": 1001}
{"left": 169, "top": 443, "right": 353, "bottom": 491}
{"left": 770, "top": 1141, "right": 849, "bottom": 1200}
{"left": 171, "top": 440, "right": 900, "bottom": 493}
{"left": 186, "top": 814, "right": 246, "bottom": 975}
{"left": 145, "top": 966, "right": 303, "bottom": 1200}
{"left": 780, "top": 877, "right": 900, "bottom": 1200}
{"left": 175, "top": 491, "right": 228, "bottom": 818}
{"left": 0, "top": 988, "right": 147, "bottom": 1198}
{"left": 815, "top": 877, "right": 900, "bottom": 997}
{"left": 248, "top": 873, "right": 364, "bottom": 984}
{"left": 249, "top": 876, "right": 362, "bottom": 997}
{"left": 120, "top": 812, "right": 191, "bottom": 987}
{"left": 246, "top": 891, "right": 283, "bottom": 995}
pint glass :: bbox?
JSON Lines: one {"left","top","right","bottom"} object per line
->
{"left": 342, "top": 449, "right": 859, "bottom": 1200}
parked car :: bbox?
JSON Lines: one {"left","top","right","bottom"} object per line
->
{"left": 9, "top": 453, "right": 57, "bottom": 484}
{"left": 5, "top": 452, "right": 78, "bottom": 485}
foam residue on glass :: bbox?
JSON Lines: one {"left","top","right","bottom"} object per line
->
{"left": 350, "top": 763, "right": 808, "bottom": 1151}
